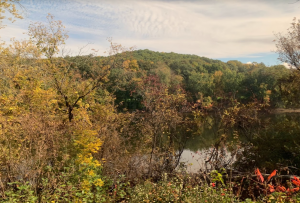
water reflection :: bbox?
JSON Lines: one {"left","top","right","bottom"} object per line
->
{"left": 179, "top": 112, "right": 300, "bottom": 173}
{"left": 179, "top": 149, "right": 207, "bottom": 173}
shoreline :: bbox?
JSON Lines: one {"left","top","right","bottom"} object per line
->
{"left": 272, "top": 108, "right": 300, "bottom": 113}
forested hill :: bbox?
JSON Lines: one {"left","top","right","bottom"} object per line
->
{"left": 131, "top": 49, "right": 282, "bottom": 74}
{"left": 68, "top": 49, "right": 291, "bottom": 110}
{"left": 131, "top": 49, "right": 219, "bottom": 64}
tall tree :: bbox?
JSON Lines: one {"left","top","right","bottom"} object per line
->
{"left": 275, "top": 18, "right": 300, "bottom": 70}
{"left": 28, "top": 13, "right": 68, "bottom": 60}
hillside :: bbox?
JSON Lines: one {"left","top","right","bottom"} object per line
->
{"left": 88, "top": 49, "right": 289, "bottom": 109}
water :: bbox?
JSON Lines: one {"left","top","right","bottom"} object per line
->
{"left": 179, "top": 112, "right": 300, "bottom": 173}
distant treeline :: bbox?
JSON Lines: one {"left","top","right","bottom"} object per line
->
{"left": 66, "top": 49, "right": 290, "bottom": 110}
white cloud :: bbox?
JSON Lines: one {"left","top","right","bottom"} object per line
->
{"left": 282, "top": 62, "right": 296, "bottom": 69}
{"left": 1, "top": 0, "right": 299, "bottom": 60}
{"left": 0, "top": 25, "right": 28, "bottom": 44}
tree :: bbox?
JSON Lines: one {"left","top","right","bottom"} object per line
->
{"left": 274, "top": 18, "right": 300, "bottom": 107}
{"left": 275, "top": 18, "right": 300, "bottom": 70}
{"left": 28, "top": 15, "right": 134, "bottom": 122}
{"left": 28, "top": 13, "right": 68, "bottom": 60}
{"left": 130, "top": 75, "right": 189, "bottom": 178}
{"left": 0, "top": 0, "right": 23, "bottom": 28}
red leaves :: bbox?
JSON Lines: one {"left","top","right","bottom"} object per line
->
{"left": 255, "top": 168, "right": 264, "bottom": 183}
{"left": 286, "top": 187, "right": 299, "bottom": 195}
{"left": 263, "top": 171, "right": 300, "bottom": 195}
{"left": 292, "top": 176, "right": 300, "bottom": 187}
{"left": 267, "top": 170, "right": 277, "bottom": 182}
{"left": 276, "top": 186, "right": 286, "bottom": 192}
{"left": 269, "top": 184, "right": 299, "bottom": 194}
{"left": 268, "top": 184, "right": 275, "bottom": 193}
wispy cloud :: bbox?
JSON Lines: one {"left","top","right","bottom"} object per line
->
{"left": 0, "top": 0, "right": 299, "bottom": 63}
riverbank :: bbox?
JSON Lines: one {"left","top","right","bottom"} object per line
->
{"left": 272, "top": 108, "right": 300, "bottom": 113}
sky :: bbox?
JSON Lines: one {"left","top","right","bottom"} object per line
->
{"left": 1, "top": 0, "right": 300, "bottom": 66}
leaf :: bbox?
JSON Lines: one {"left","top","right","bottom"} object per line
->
{"left": 267, "top": 170, "right": 277, "bottom": 182}
{"left": 292, "top": 176, "right": 300, "bottom": 186}
{"left": 255, "top": 168, "right": 264, "bottom": 183}
{"left": 268, "top": 184, "right": 275, "bottom": 193}
{"left": 276, "top": 186, "right": 286, "bottom": 192}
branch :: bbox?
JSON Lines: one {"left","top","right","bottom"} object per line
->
{"left": 54, "top": 76, "right": 70, "bottom": 108}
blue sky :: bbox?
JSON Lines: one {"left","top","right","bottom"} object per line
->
{"left": 1, "top": 0, "right": 299, "bottom": 66}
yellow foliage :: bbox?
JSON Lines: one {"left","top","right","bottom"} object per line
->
{"left": 88, "top": 169, "right": 96, "bottom": 177}
{"left": 129, "top": 59, "right": 139, "bottom": 70}
{"left": 28, "top": 13, "right": 68, "bottom": 59}
{"left": 81, "top": 179, "right": 91, "bottom": 191}
{"left": 0, "top": 0, "right": 23, "bottom": 28}
{"left": 122, "top": 59, "right": 139, "bottom": 71}
{"left": 94, "top": 178, "right": 104, "bottom": 187}
{"left": 214, "top": 70, "right": 223, "bottom": 77}
{"left": 74, "top": 126, "right": 104, "bottom": 191}
{"left": 122, "top": 60, "right": 130, "bottom": 69}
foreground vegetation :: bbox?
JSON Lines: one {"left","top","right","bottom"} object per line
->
{"left": 1, "top": 1, "right": 300, "bottom": 202}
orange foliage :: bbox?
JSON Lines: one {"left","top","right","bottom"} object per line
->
{"left": 292, "top": 176, "right": 300, "bottom": 187}
{"left": 255, "top": 168, "right": 264, "bottom": 183}
{"left": 267, "top": 170, "right": 277, "bottom": 182}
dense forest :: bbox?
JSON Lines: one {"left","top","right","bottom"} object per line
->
{"left": 2, "top": 1, "right": 300, "bottom": 202}
{"left": 68, "top": 49, "right": 292, "bottom": 112}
